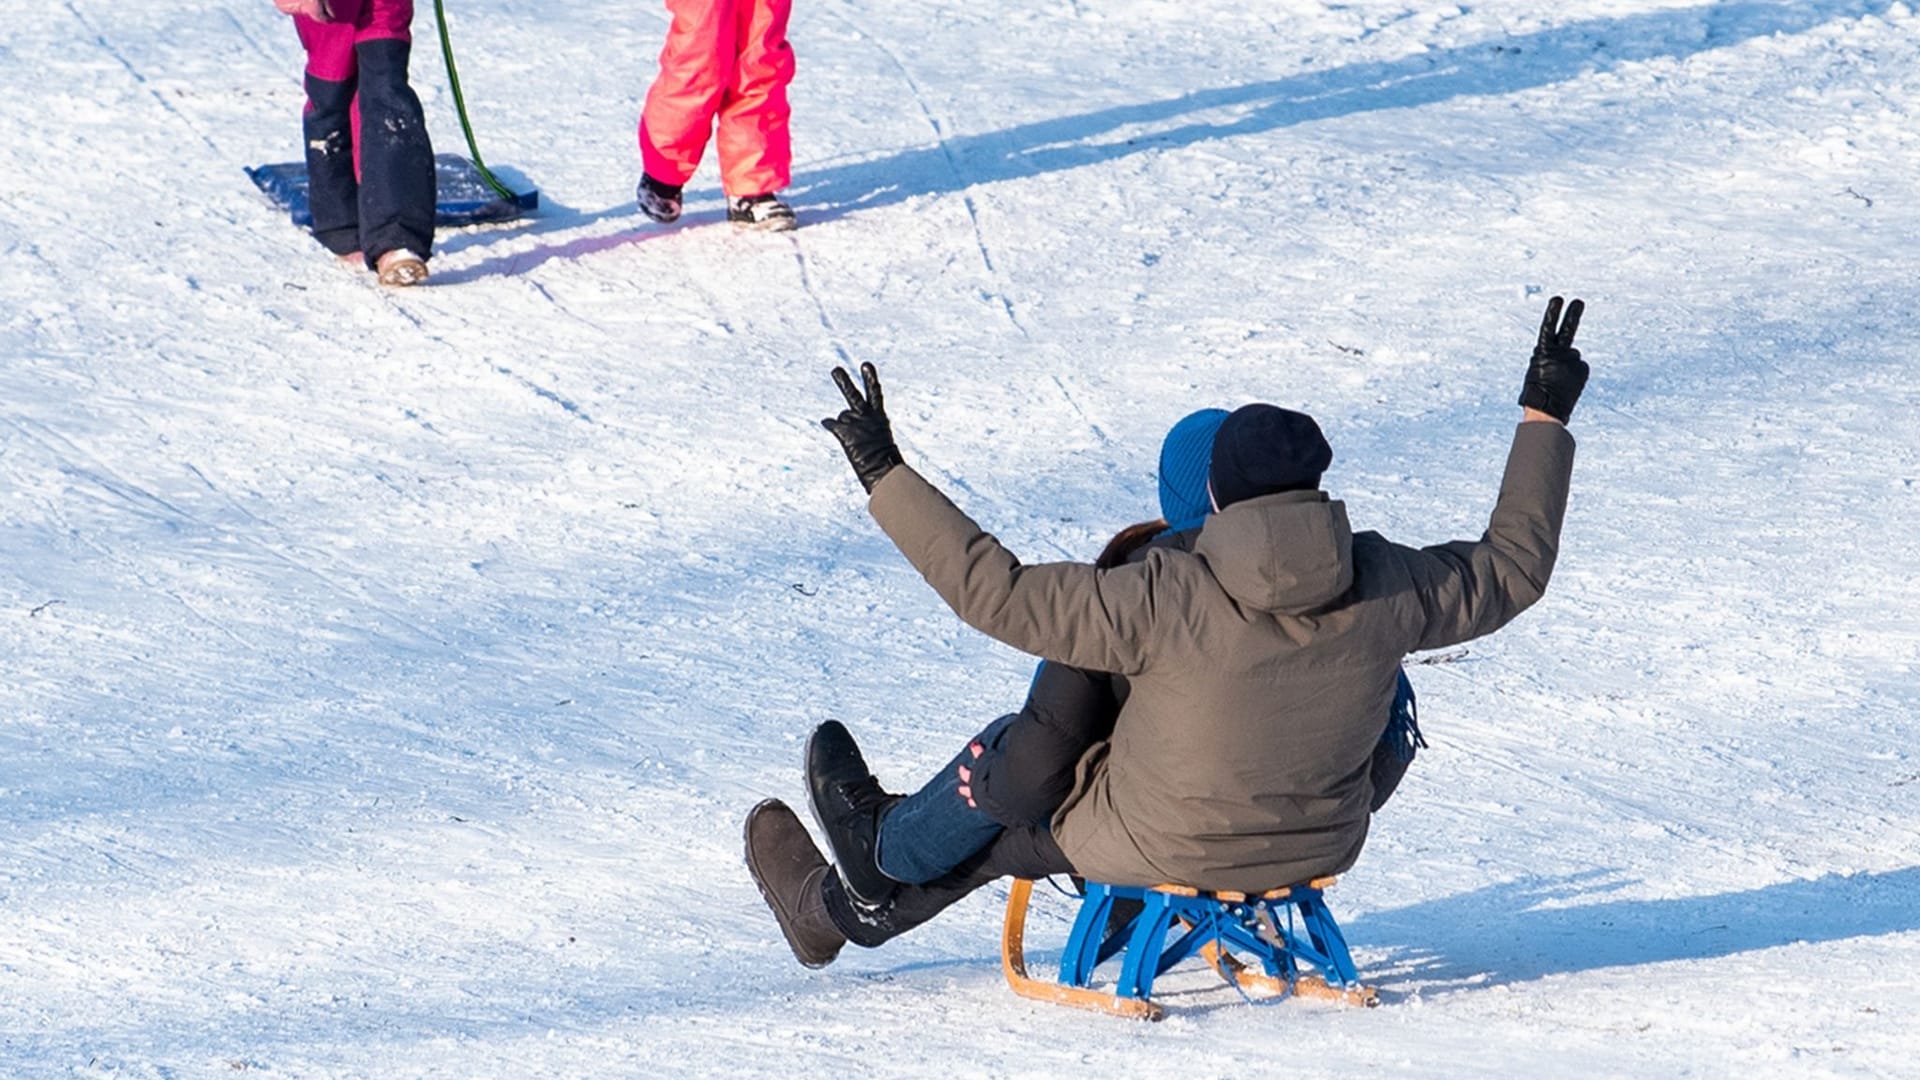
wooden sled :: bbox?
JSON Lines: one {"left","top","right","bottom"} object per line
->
{"left": 1002, "top": 876, "right": 1377, "bottom": 1021}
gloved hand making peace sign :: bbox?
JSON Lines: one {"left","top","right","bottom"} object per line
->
{"left": 822, "top": 362, "right": 906, "bottom": 493}
{"left": 1518, "top": 296, "right": 1589, "bottom": 423}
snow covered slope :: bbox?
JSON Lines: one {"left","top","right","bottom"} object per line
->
{"left": 1, "top": 0, "right": 1916, "bottom": 1074}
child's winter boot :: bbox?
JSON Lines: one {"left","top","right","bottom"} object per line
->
{"left": 376, "top": 249, "right": 430, "bottom": 287}
{"left": 727, "top": 193, "right": 797, "bottom": 232}
{"left": 636, "top": 174, "right": 684, "bottom": 224}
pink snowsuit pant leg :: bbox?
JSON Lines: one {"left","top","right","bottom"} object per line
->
{"left": 295, "top": 0, "right": 416, "bottom": 99}
{"left": 639, "top": 0, "right": 795, "bottom": 198}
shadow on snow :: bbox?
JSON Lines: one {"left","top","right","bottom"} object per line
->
{"left": 1354, "top": 865, "right": 1920, "bottom": 992}
{"left": 440, "top": 0, "right": 1888, "bottom": 276}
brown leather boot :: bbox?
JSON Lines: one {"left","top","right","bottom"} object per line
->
{"left": 744, "top": 799, "right": 845, "bottom": 968}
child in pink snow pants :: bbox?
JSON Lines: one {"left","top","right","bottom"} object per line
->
{"left": 634, "top": 0, "right": 798, "bottom": 232}
{"left": 274, "top": 0, "right": 436, "bottom": 285}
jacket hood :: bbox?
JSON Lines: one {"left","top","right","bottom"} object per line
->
{"left": 1192, "top": 490, "right": 1354, "bottom": 614}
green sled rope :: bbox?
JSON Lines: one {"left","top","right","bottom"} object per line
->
{"left": 433, "top": 0, "right": 517, "bottom": 201}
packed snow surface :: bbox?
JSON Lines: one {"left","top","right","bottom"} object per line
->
{"left": 2, "top": 0, "right": 1917, "bottom": 1075}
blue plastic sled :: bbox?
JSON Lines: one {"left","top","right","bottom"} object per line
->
{"left": 246, "top": 153, "right": 538, "bottom": 228}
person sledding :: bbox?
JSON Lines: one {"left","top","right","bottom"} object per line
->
{"left": 803, "top": 407, "right": 1425, "bottom": 913}
{"left": 271, "top": 0, "right": 436, "bottom": 285}
{"left": 633, "top": 0, "right": 798, "bottom": 231}
{"left": 746, "top": 298, "right": 1590, "bottom": 968}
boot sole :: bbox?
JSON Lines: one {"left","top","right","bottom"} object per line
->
{"left": 802, "top": 723, "right": 836, "bottom": 848}
{"left": 802, "top": 721, "right": 854, "bottom": 870}
{"left": 729, "top": 215, "right": 797, "bottom": 233}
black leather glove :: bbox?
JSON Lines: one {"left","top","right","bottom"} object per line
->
{"left": 1518, "top": 296, "right": 1589, "bottom": 422}
{"left": 822, "top": 362, "right": 905, "bottom": 493}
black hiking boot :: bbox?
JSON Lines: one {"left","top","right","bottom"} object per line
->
{"left": 744, "top": 798, "right": 845, "bottom": 969}
{"left": 806, "top": 720, "right": 900, "bottom": 906}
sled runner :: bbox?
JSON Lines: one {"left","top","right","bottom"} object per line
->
{"left": 1001, "top": 876, "right": 1376, "bottom": 1020}
{"left": 246, "top": 153, "right": 537, "bottom": 228}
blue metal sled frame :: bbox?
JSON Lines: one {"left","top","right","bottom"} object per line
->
{"left": 1002, "top": 877, "right": 1378, "bottom": 1020}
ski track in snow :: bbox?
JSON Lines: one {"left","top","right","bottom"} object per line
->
{"left": 820, "top": 0, "right": 1033, "bottom": 341}
{"left": 2, "top": 1, "right": 1918, "bottom": 1076}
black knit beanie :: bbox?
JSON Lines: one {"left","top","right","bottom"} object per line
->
{"left": 1208, "top": 404, "right": 1333, "bottom": 509}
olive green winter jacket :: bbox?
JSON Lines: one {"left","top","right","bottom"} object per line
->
{"left": 866, "top": 421, "right": 1576, "bottom": 892}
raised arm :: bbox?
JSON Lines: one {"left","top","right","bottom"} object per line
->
{"left": 1405, "top": 297, "right": 1589, "bottom": 650}
{"left": 821, "top": 363, "right": 1160, "bottom": 675}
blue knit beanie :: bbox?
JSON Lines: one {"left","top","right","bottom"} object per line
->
{"left": 1157, "top": 408, "right": 1230, "bottom": 532}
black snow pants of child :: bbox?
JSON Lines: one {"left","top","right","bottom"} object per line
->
{"left": 303, "top": 38, "right": 435, "bottom": 266}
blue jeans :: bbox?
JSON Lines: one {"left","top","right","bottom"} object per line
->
{"left": 875, "top": 713, "right": 1020, "bottom": 885}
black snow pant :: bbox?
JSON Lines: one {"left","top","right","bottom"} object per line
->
{"left": 302, "top": 39, "right": 435, "bottom": 265}
{"left": 967, "top": 661, "right": 1119, "bottom": 827}
{"left": 826, "top": 821, "right": 1075, "bottom": 948}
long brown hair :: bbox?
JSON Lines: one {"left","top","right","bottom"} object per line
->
{"left": 1095, "top": 519, "right": 1168, "bottom": 569}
